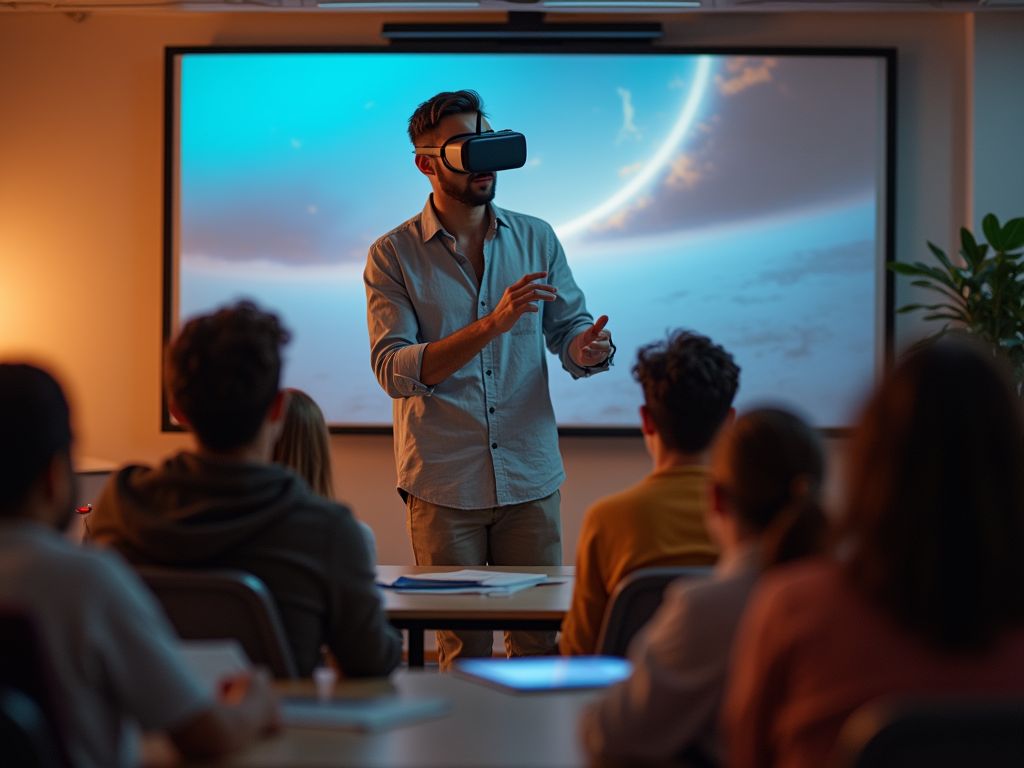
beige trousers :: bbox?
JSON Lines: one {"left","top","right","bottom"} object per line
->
{"left": 406, "top": 491, "right": 562, "bottom": 670}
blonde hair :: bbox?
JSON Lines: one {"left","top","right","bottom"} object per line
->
{"left": 274, "top": 389, "right": 334, "bottom": 500}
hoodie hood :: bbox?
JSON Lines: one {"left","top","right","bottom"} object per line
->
{"left": 90, "top": 451, "right": 316, "bottom": 565}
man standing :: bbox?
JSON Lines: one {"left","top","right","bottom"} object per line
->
{"left": 365, "top": 90, "right": 612, "bottom": 668}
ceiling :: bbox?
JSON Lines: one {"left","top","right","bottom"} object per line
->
{"left": 1, "top": 0, "right": 1022, "bottom": 17}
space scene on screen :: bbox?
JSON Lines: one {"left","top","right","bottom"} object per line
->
{"left": 177, "top": 53, "right": 883, "bottom": 428}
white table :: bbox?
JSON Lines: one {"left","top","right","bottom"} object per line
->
{"left": 378, "top": 565, "right": 575, "bottom": 667}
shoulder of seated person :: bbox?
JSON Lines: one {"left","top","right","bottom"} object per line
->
{"left": 584, "top": 480, "right": 653, "bottom": 521}
{"left": 754, "top": 558, "right": 840, "bottom": 606}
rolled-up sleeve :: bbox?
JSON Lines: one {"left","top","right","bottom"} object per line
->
{"left": 541, "top": 227, "right": 610, "bottom": 379}
{"left": 364, "top": 238, "right": 435, "bottom": 399}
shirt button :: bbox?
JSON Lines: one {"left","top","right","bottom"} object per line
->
{"left": 492, "top": 443, "right": 498, "bottom": 449}
{"left": 489, "top": 407, "right": 495, "bottom": 414}
{"left": 480, "top": 301, "right": 486, "bottom": 306}
{"left": 486, "top": 369, "right": 492, "bottom": 376}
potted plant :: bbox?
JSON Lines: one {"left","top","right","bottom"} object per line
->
{"left": 889, "top": 214, "right": 1024, "bottom": 381}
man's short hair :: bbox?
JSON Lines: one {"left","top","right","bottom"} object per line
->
{"left": 166, "top": 301, "right": 291, "bottom": 452}
{"left": 0, "top": 364, "right": 73, "bottom": 517}
{"left": 408, "top": 90, "right": 487, "bottom": 147}
{"left": 633, "top": 330, "right": 740, "bottom": 453}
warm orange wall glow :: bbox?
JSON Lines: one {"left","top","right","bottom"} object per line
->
{"left": 0, "top": 10, "right": 970, "bottom": 564}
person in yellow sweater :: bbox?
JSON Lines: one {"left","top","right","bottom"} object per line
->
{"left": 559, "top": 330, "right": 740, "bottom": 656}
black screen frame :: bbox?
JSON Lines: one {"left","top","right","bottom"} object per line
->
{"left": 162, "top": 43, "right": 897, "bottom": 439}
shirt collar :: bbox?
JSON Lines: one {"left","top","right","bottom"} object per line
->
{"left": 420, "top": 195, "right": 508, "bottom": 244}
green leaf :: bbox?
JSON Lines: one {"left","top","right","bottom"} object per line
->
{"left": 1001, "top": 217, "right": 1024, "bottom": 253}
{"left": 983, "top": 213, "right": 1003, "bottom": 250}
{"left": 928, "top": 241, "right": 954, "bottom": 270}
{"left": 958, "top": 230, "right": 981, "bottom": 271}
{"left": 889, "top": 262, "right": 932, "bottom": 276}
{"left": 893, "top": 262, "right": 960, "bottom": 291}
{"left": 908, "top": 281, "right": 967, "bottom": 306}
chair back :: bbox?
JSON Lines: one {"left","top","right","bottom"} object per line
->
{"left": 595, "top": 566, "right": 712, "bottom": 657}
{"left": 0, "top": 609, "right": 71, "bottom": 768}
{"left": 837, "top": 698, "right": 1024, "bottom": 768}
{"left": 136, "top": 567, "right": 298, "bottom": 679}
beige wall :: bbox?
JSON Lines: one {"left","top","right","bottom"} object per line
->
{"left": 0, "top": 10, "right": 970, "bottom": 564}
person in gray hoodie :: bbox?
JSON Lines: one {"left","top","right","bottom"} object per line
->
{"left": 89, "top": 301, "right": 402, "bottom": 678}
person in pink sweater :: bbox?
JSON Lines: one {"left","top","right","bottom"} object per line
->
{"left": 722, "top": 341, "right": 1024, "bottom": 768}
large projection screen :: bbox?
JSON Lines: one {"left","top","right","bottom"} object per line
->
{"left": 164, "top": 46, "right": 894, "bottom": 434}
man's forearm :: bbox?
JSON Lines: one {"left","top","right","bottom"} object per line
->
{"left": 420, "top": 315, "right": 501, "bottom": 386}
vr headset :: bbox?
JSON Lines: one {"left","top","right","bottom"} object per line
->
{"left": 414, "top": 112, "right": 527, "bottom": 174}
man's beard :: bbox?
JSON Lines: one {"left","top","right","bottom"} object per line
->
{"left": 439, "top": 172, "right": 497, "bottom": 207}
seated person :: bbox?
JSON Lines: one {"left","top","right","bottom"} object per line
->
{"left": 273, "top": 388, "right": 377, "bottom": 564}
{"left": 0, "top": 363, "right": 278, "bottom": 768}
{"left": 579, "top": 408, "right": 827, "bottom": 765}
{"left": 723, "top": 341, "right": 1024, "bottom": 768}
{"left": 89, "top": 302, "right": 402, "bottom": 678}
{"left": 559, "top": 330, "right": 739, "bottom": 656}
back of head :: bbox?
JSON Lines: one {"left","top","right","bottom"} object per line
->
{"left": 273, "top": 389, "right": 334, "bottom": 500}
{"left": 408, "top": 90, "right": 486, "bottom": 146}
{"left": 166, "top": 301, "right": 291, "bottom": 453}
{"left": 843, "top": 341, "right": 1024, "bottom": 652}
{"left": 712, "top": 408, "right": 827, "bottom": 567}
{"left": 633, "top": 330, "right": 740, "bottom": 453}
{"left": 0, "top": 364, "right": 73, "bottom": 518}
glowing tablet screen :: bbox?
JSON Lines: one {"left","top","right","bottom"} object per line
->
{"left": 454, "top": 656, "right": 633, "bottom": 692}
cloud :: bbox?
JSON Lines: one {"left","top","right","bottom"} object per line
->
{"left": 665, "top": 154, "right": 707, "bottom": 189}
{"left": 616, "top": 87, "right": 641, "bottom": 143}
{"left": 290, "top": 138, "right": 302, "bottom": 149}
{"left": 592, "top": 195, "right": 652, "bottom": 232}
{"left": 618, "top": 161, "right": 643, "bottom": 178}
{"left": 715, "top": 57, "right": 778, "bottom": 97}
{"left": 757, "top": 240, "right": 874, "bottom": 286}
{"left": 527, "top": 157, "right": 543, "bottom": 168}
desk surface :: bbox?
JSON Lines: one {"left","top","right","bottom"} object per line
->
{"left": 214, "top": 671, "right": 599, "bottom": 768}
{"left": 378, "top": 565, "right": 575, "bottom": 622}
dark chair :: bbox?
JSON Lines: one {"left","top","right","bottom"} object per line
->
{"left": 136, "top": 566, "right": 298, "bottom": 679}
{"left": 595, "top": 566, "right": 713, "bottom": 657}
{"left": 837, "top": 698, "right": 1024, "bottom": 768}
{"left": 0, "top": 609, "right": 71, "bottom": 768}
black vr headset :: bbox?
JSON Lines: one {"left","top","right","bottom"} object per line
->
{"left": 414, "top": 112, "right": 527, "bottom": 174}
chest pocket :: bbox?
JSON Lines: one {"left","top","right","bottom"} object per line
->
{"left": 512, "top": 310, "right": 541, "bottom": 336}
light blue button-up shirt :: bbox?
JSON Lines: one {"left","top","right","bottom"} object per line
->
{"left": 364, "top": 196, "right": 608, "bottom": 510}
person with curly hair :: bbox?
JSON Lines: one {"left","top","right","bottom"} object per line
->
{"left": 89, "top": 302, "right": 401, "bottom": 678}
{"left": 559, "top": 330, "right": 740, "bottom": 656}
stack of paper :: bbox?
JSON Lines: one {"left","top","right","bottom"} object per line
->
{"left": 282, "top": 696, "right": 450, "bottom": 731}
{"left": 380, "top": 569, "right": 548, "bottom": 595}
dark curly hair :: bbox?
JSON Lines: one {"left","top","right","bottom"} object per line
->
{"left": 408, "top": 90, "right": 487, "bottom": 146}
{"left": 166, "top": 301, "right": 291, "bottom": 452}
{"left": 633, "top": 330, "right": 740, "bottom": 453}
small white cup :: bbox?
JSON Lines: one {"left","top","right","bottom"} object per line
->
{"left": 312, "top": 666, "right": 337, "bottom": 703}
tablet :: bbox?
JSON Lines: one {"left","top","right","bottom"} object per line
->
{"left": 454, "top": 656, "right": 633, "bottom": 693}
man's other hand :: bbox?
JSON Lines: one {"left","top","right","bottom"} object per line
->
{"left": 489, "top": 272, "right": 558, "bottom": 335}
{"left": 570, "top": 316, "right": 612, "bottom": 368}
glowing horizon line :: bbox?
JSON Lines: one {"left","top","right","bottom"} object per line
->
{"left": 554, "top": 55, "right": 713, "bottom": 241}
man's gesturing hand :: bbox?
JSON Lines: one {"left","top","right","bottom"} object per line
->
{"left": 489, "top": 272, "right": 558, "bottom": 335}
{"left": 570, "top": 315, "right": 612, "bottom": 368}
